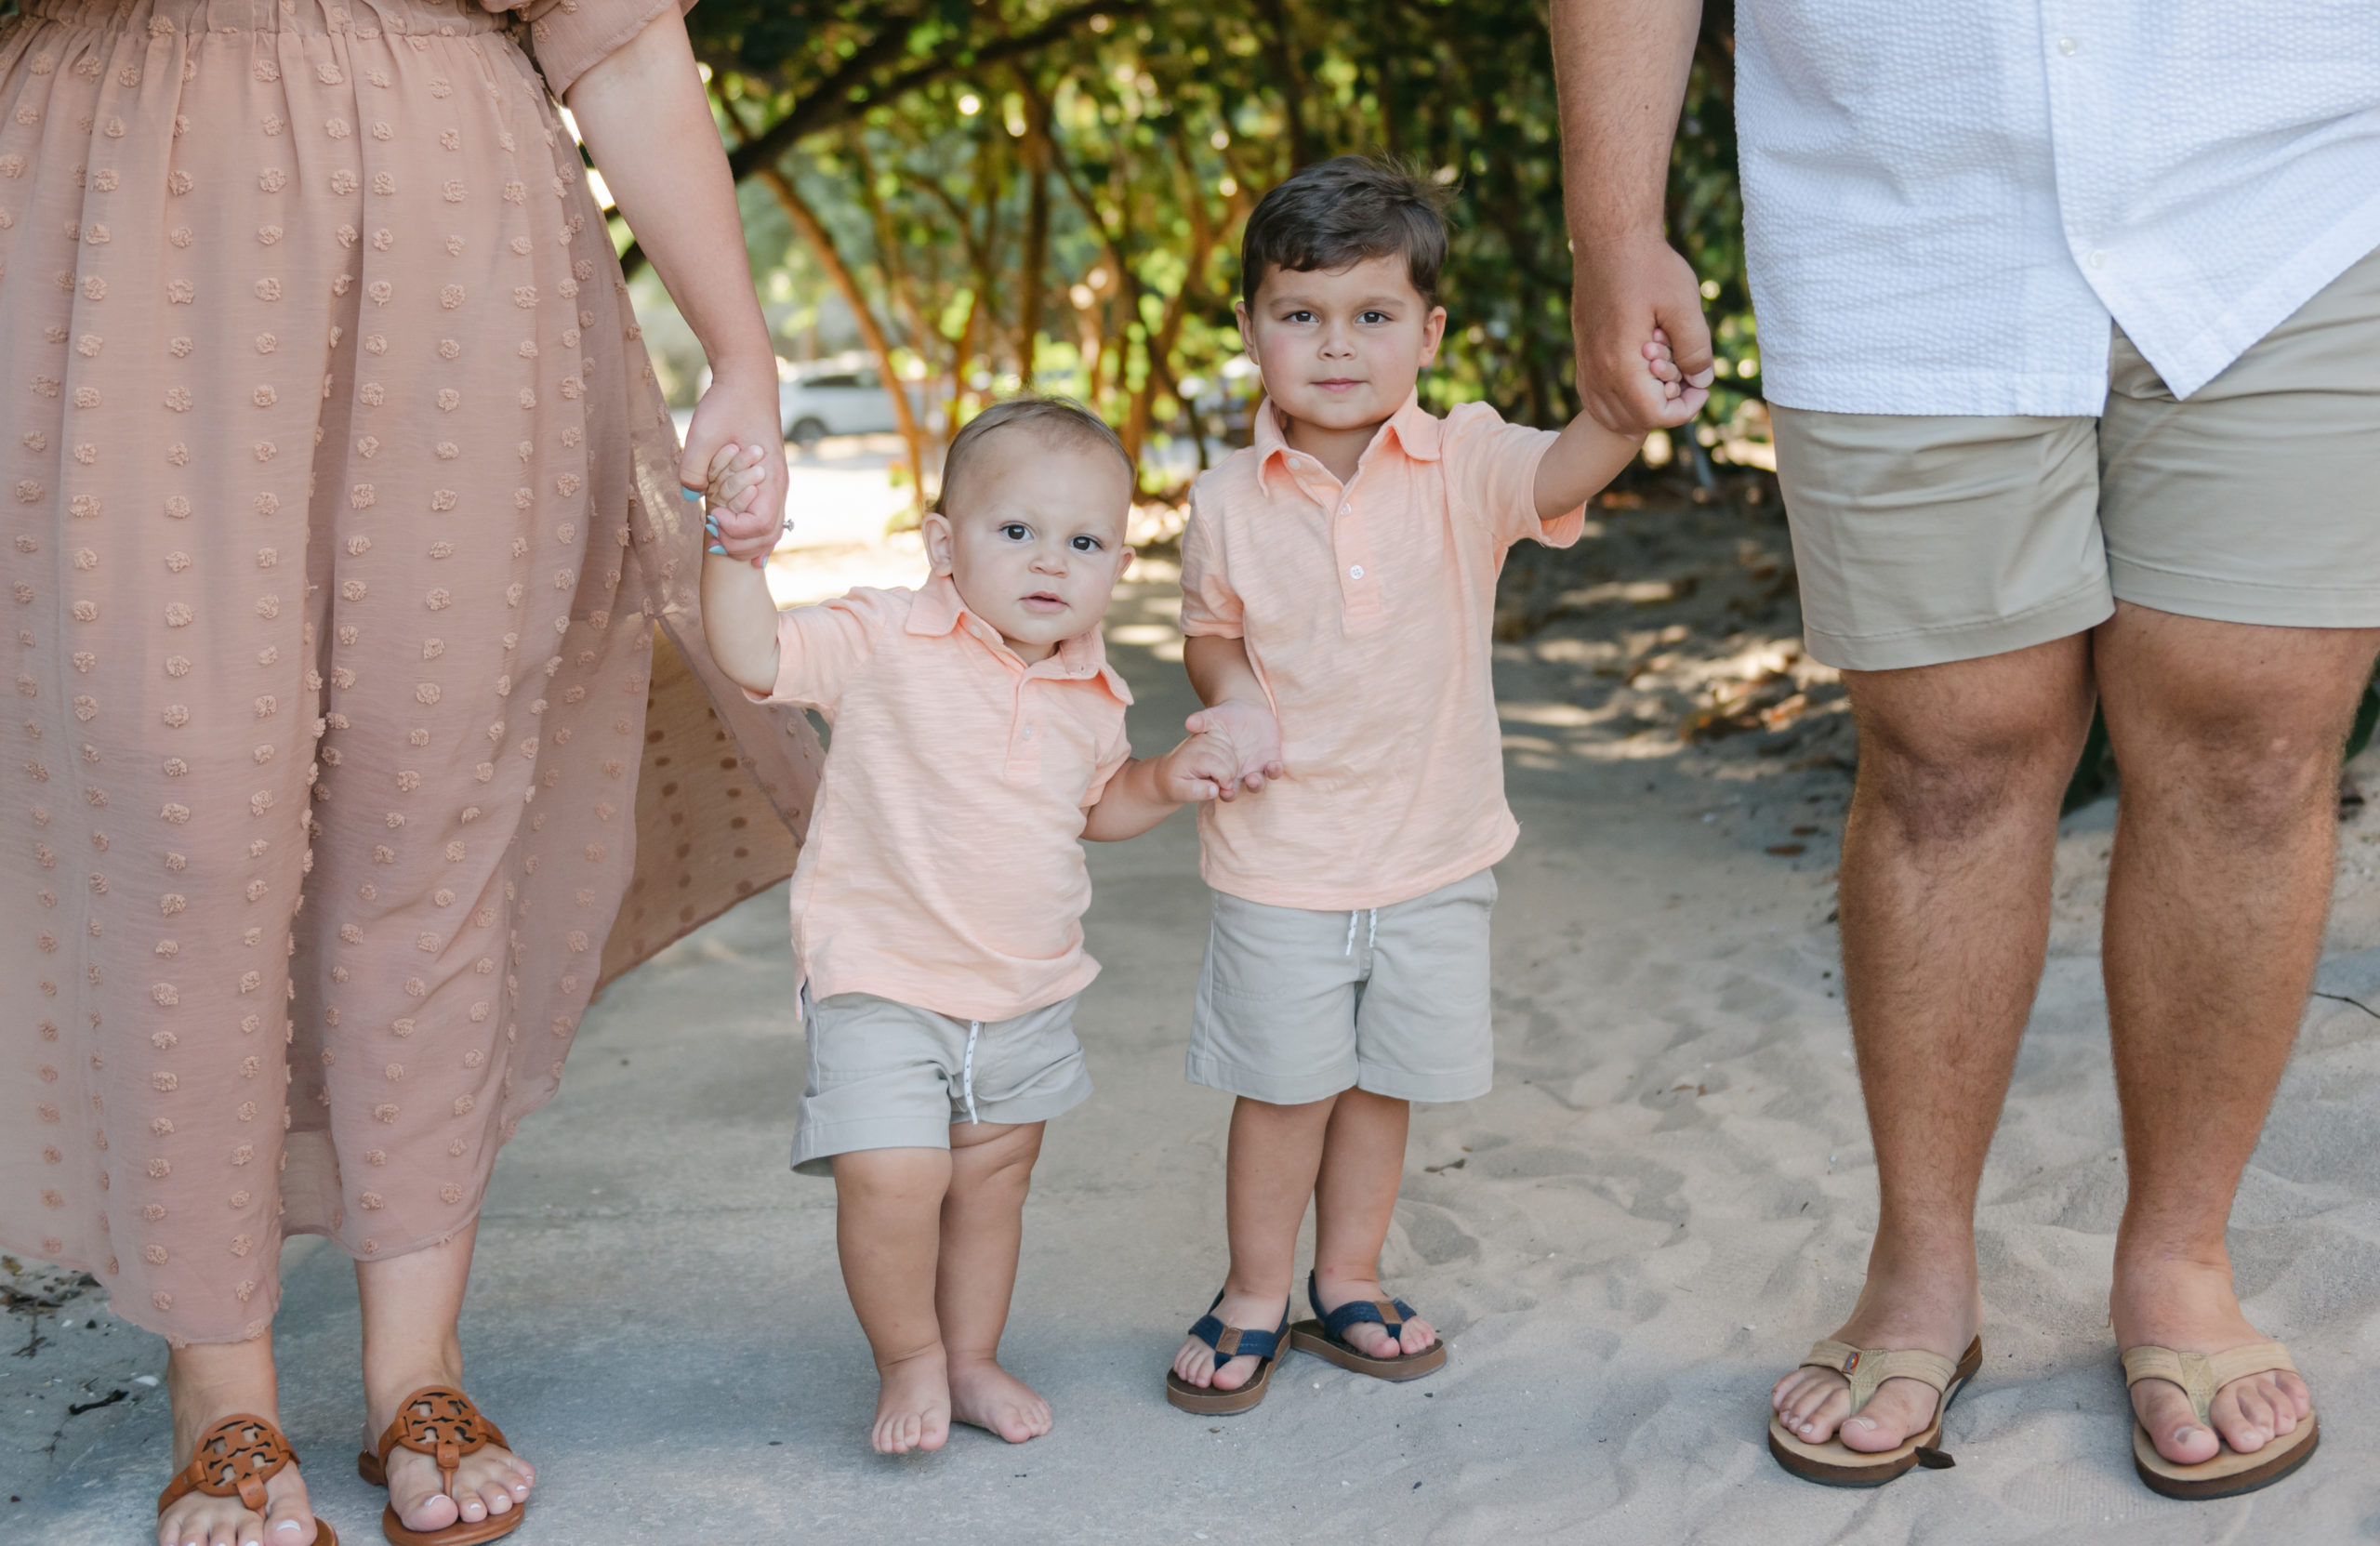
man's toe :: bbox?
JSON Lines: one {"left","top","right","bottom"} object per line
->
{"left": 2135, "top": 1381, "right": 2221, "bottom": 1465}
{"left": 1835, "top": 1379, "right": 1937, "bottom": 1453}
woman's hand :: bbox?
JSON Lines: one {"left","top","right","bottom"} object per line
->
{"left": 681, "top": 371, "right": 786, "bottom": 564}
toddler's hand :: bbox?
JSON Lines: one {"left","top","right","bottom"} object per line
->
{"left": 1155, "top": 731, "right": 1242, "bottom": 805}
{"left": 1642, "top": 327, "right": 1712, "bottom": 416}
{"left": 703, "top": 442, "right": 783, "bottom": 565}
{"left": 1182, "top": 698, "right": 1284, "bottom": 799}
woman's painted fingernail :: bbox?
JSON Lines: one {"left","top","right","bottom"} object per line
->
{"left": 681, "top": 486, "right": 704, "bottom": 502}
{"left": 707, "top": 544, "right": 728, "bottom": 556}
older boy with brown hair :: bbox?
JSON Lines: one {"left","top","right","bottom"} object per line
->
{"left": 1164, "top": 158, "right": 1667, "bottom": 1410}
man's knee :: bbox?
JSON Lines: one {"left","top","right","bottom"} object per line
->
{"left": 1849, "top": 675, "right": 2088, "bottom": 845}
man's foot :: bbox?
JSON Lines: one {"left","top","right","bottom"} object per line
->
{"left": 1770, "top": 1272, "right": 1981, "bottom": 1453}
{"left": 872, "top": 1346, "right": 953, "bottom": 1455}
{"left": 1310, "top": 1272, "right": 1437, "bottom": 1359}
{"left": 364, "top": 1379, "right": 534, "bottom": 1535}
{"left": 947, "top": 1355, "right": 1052, "bottom": 1444}
{"left": 1170, "top": 1289, "right": 1287, "bottom": 1393}
{"left": 160, "top": 1352, "right": 319, "bottom": 1546}
{"left": 2114, "top": 1256, "right": 2312, "bottom": 1467}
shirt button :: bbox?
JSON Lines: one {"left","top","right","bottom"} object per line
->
{"left": 1349, "top": 564, "right": 1365, "bottom": 579}
{"left": 2056, "top": 35, "right": 2077, "bottom": 55}
{"left": 1021, "top": 725, "right": 1034, "bottom": 740}
{"left": 2087, "top": 249, "right": 2107, "bottom": 269}
{"left": 1338, "top": 503, "right": 1351, "bottom": 516}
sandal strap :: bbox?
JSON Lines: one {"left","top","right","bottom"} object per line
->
{"left": 375, "top": 1385, "right": 507, "bottom": 1480}
{"left": 2121, "top": 1341, "right": 2298, "bottom": 1426}
{"left": 1800, "top": 1340, "right": 1960, "bottom": 1417}
{"left": 1185, "top": 1288, "right": 1286, "bottom": 1363}
{"left": 1305, "top": 1271, "right": 1417, "bottom": 1343}
{"left": 156, "top": 1413, "right": 297, "bottom": 1517}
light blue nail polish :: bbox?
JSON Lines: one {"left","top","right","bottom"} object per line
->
{"left": 707, "top": 544, "right": 728, "bottom": 556}
{"left": 681, "top": 486, "right": 704, "bottom": 502}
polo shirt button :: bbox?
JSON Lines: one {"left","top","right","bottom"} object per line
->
{"left": 2057, "top": 35, "right": 2077, "bottom": 55}
{"left": 1349, "top": 564, "right": 1364, "bottom": 579}
{"left": 2087, "top": 249, "right": 2106, "bottom": 269}
{"left": 1338, "top": 503, "right": 1350, "bottom": 516}
{"left": 1021, "top": 725, "right": 1034, "bottom": 740}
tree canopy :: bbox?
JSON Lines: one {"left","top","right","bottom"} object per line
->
{"left": 659, "top": 0, "right": 1756, "bottom": 496}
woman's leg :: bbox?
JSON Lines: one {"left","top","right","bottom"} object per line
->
{"left": 160, "top": 1337, "right": 320, "bottom": 1546}
{"left": 355, "top": 1221, "right": 536, "bottom": 1533}
{"left": 937, "top": 1120, "right": 1053, "bottom": 1443}
{"left": 834, "top": 1146, "right": 958, "bottom": 1454}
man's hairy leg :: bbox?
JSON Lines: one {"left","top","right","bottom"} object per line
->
{"left": 1771, "top": 636, "right": 2093, "bottom": 1452}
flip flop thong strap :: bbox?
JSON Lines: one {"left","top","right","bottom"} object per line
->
{"left": 376, "top": 1385, "right": 507, "bottom": 1482}
{"left": 157, "top": 1413, "right": 297, "bottom": 1515}
{"left": 2121, "top": 1341, "right": 2298, "bottom": 1426}
{"left": 1319, "top": 1297, "right": 1415, "bottom": 1342}
{"left": 1187, "top": 1312, "right": 1282, "bottom": 1362}
{"left": 1800, "top": 1340, "right": 1961, "bottom": 1417}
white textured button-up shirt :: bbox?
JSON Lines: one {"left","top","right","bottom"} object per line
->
{"left": 1736, "top": 3, "right": 2380, "bottom": 415}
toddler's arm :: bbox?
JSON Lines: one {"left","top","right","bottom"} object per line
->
{"left": 1530, "top": 330, "right": 1707, "bottom": 520}
{"left": 698, "top": 442, "right": 784, "bottom": 695}
{"left": 1082, "top": 727, "right": 1242, "bottom": 841}
{"left": 1183, "top": 636, "right": 1286, "bottom": 795}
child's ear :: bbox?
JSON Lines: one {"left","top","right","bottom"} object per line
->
{"left": 920, "top": 510, "right": 956, "bottom": 575}
{"left": 1418, "top": 303, "right": 1448, "bottom": 368}
{"left": 1234, "top": 297, "right": 1256, "bottom": 357}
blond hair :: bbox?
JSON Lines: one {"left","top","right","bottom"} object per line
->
{"left": 933, "top": 396, "right": 1134, "bottom": 515}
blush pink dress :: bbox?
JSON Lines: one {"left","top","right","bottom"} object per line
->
{"left": 0, "top": 0, "right": 818, "bottom": 1344}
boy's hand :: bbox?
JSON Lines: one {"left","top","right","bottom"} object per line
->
{"left": 1182, "top": 698, "right": 1285, "bottom": 798}
{"left": 1153, "top": 732, "right": 1242, "bottom": 805}
{"left": 703, "top": 442, "right": 784, "bottom": 566}
{"left": 1641, "top": 327, "right": 1712, "bottom": 416}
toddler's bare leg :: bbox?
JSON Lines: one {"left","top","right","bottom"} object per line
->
{"left": 938, "top": 1120, "right": 1054, "bottom": 1444}
{"left": 1173, "top": 1094, "right": 1337, "bottom": 1392}
{"left": 833, "top": 1147, "right": 955, "bottom": 1454}
{"left": 1312, "top": 1089, "right": 1438, "bottom": 1356}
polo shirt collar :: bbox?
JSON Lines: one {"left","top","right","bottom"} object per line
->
{"left": 907, "top": 573, "right": 1134, "bottom": 705}
{"left": 1253, "top": 391, "right": 1441, "bottom": 495}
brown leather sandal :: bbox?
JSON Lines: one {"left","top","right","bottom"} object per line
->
{"left": 356, "top": 1385, "right": 525, "bottom": 1546}
{"left": 158, "top": 1413, "right": 338, "bottom": 1544}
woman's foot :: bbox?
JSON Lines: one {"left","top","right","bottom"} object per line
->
{"left": 2113, "top": 1253, "right": 2312, "bottom": 1467}
{"left": 160, "top": 1343, "right": 320, "bottom": 1546}
{"left": 947, "top": 1354, "right": 1052, "bottom": 1444}
{"left": 1310, "top": 1270, "right": 1437, "bottom": 1359}
{"left": 1170, "top": 1288, "right": 1287, "bottom": 1392}
{"left": 872, "top": 1344, "right": 952, "bottom": 1454}
{"left": 363, "top": 1377, "right": 534, "bottom": 1535}
{"left": 1769, "top": 1266, "right": 1981, "bottom": 1453}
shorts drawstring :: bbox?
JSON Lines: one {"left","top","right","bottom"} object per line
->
{"left": 960, "top": 1020, "right": 983, "bottom": 1125}
{"left": 1343, "top": 910, "right": 1359, "bottom": 956}
{"left": 1366, "top": 908, "right": 1378, "bottom": 954}
{"left": 1343, "top": 908, "right": 1380, "bottom": 958}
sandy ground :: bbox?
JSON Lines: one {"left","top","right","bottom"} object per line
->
{"left": 9, "top": 480, "right": 2380, "bottom": 1543}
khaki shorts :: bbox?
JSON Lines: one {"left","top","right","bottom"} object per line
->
{"left": 791, "top": 992, "right": 1092, "bottom": 1175}
{"left": 1187, "top": 868, "right": 1498, "bottom": 1105}
{"left": 1776, "top": 244, "right": 2380, "bottom": 671}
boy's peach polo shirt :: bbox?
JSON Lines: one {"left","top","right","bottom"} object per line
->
{"left": 751, "top": 575, "right": 1133, "bottom": 1023}
{"left": 1180, "top": 394, "right": 1584, "bottom": 910}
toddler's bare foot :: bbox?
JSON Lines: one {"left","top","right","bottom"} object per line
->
{"left": 947, "top": 1355, "right": 1053, "bottom": 1444}
{"left": 873, "top": 1346, "right": 952, "bottom": 1455}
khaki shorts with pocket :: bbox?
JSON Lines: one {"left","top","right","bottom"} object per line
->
{"left": 791, "top": 992, "right": 1091, "bottom": 1175}
{"left": 1776, "top": 244, "right": 2380, "bottom": 671}
{"left": 1187, "top": 868, "right": 1498, "bottom": 1105}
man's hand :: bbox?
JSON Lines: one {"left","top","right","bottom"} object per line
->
{"left": 1183, "top": 698, "right": 1285, "bottom": 799}
{"left": 1572, "top": 231, "right": 1714, "bottom": 436}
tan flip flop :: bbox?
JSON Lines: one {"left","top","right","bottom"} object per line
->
{"left": 356, "top": 1385, "right": 523, "bottom": 1546}
{"left": 2122, "top": 1341, "right": 2320, "bottom": 1500}
{"left": 1166, "top": 1290, "right": 1290, "bottom": 1415}
{"left": 158, "top": 1414, "right": 338, "bottom": 1546}
{"left": 1768, "top": 1336, "right": 1983, "bottom": 1487}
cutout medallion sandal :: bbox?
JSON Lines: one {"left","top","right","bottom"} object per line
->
{"left": 1767, "top": 1336, "right": 1983, "bottom": 1487}
{"left": 2122, "top": 1341, "right": 2320, "bottom": 1500}
{"left": 159, "top": 1414, "right": 338, "bottom": 1546}
{"left": 1166, "top": 1291, "right": 1290, "bottom": 1415}
{"left": 1288, "top": 1270, "right": 1447, "bottom": 1381}
{"left": 357, "top": 1385, "right": 524, "bottom": 1546}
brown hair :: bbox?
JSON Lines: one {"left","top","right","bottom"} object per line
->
{"left": 933, "top": 395, "right": 1135, "bottom": 515}
{"left": 1240, "top": 155, "right": 1452, "bottom": 308}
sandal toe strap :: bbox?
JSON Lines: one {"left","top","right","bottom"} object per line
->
{"left": 1320, "top": 1297, "right": 1417, "bottom": 1341}
{"left": 1800, "top": 1340, "right": 1960, "bottom": 1417}
{"left": 2122, "top": 1341, "right": 2298, "bottom": 1426}
{"left": 157, "top": 1413, "right": 297, "bottom": 1517}
{"left": 1187, "top": 1313, "right": 1283, "bottom": 1363}
{"left": 377, "top": 1384, "right": 505, "bottom": 1478}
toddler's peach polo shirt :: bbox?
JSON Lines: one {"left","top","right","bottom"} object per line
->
{"left": 1180, "top": 394, "right": 1584, "bottom": 910}
{"left": 751, "top": 575, "right": 1134, "bottom": 1023}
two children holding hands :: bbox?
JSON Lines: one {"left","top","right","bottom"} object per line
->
{"left": 700, "top": 156, "right": 1673, "bottom": 1451}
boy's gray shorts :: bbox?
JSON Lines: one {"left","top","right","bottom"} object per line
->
{"left": 792, "top": 991, "right": 1092, "bottom": 1176}
{"left": 1186, "top": 868, "right": 1497, "bottom": 1105}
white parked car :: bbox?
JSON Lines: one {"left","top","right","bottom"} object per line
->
{"left": 778, "top": 363, "right": 932, "bottom": 449}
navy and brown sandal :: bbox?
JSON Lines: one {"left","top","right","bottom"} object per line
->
{"left": 357, "top": 1385, "right": 524, "bottom": 1545}
{"left": 1289, "top": 1270, "right": 1448, "bottom": 1381}
{"left": 1166, "top": 1290, "right": 1290, "bottom": 1415}
{"left": 158, "top": 1414, "right": 338, "bottom": 1545}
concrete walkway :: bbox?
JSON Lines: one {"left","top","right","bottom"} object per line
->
{"left": 12, "top": 555, "right": 2380, "bottom": 1544}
